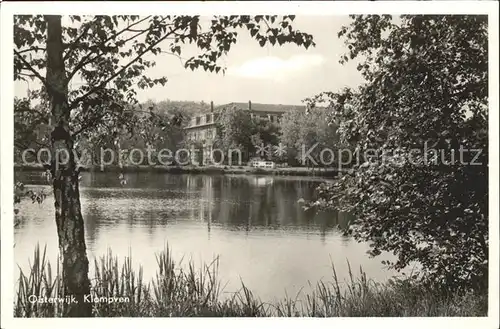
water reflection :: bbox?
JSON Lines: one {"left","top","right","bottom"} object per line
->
{"left": 182, "top": 174, "right": 351, "bottom": 236}
{"left": 66, "top": 172, "right": 351, "bottom": 238}
{"left": 16, "top": 171, "right": 354, "bottom": 252}
{"left": 14, "top": 171, "right": 392, "bottom": 302}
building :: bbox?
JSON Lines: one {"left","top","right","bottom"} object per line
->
{"left": 184, "top": 100, "right": 305, "bottom": 165}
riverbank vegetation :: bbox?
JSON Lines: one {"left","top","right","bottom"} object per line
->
{"left": 15, "top": 245, "right": 487, "bottom": 317}
{"left": 306, "top": 15, "right": 488, "bottom": 293}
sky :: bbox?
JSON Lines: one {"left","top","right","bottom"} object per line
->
{"left": 14, "top": 16, "right": 365, "bottom": 106}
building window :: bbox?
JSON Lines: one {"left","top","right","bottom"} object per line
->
{"left": 206, "top": 114, "right": 211, "bottom": 123}
{"left": 196, "top": 116, "right": 201, "bottom": 125}
{"left": 206, "top": 129, "right": 213, "bottom": 139}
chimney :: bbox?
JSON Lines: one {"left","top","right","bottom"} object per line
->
{"left": 210, "top": 101, "right": 214, "bottom": 112}
{"left": 248, "top": 100, "right": 252, "bottom": 111}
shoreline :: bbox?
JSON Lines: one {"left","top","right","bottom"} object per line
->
{"left": 14, "top": 244, "right": 487, "bottom": 317}
{"left": 14, "top": 164, "right": 344, "bottom": 178}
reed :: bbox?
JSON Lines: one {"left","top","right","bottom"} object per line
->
{"left": 14, "top": 244, "right": 487, "bottom": 317}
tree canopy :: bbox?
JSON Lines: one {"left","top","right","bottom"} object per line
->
{"left": 13, "top": 14, "right": 316, "bottom": 317}
{"left": 280, "top": 107, "right": 339, "bottom": 167}
{"left": 14, "top": 15, "right": 314, "bottom": 143}
{"left": 306, "top": 15, "right": 488, "bottom": 292}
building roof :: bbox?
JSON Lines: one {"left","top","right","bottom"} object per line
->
{"left": 215, "top": 102, "right": 306, "bottom": 113}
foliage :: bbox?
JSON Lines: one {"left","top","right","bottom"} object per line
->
{"left": 250, "top": 117, "right": 281, "bottom": 161}
{"left": 13, "top": 13, "right": 316, "bottom": 209}
{"left": 305, "top": 15, "right": 488, "bottom": 292}
{"left": 214, "top": 106, "right": 256, "bottom": 163}
{"left": 14, "top": 15, "right": 314, "bottom": 144}
{"left": 14, "top": 182, "right": 49, "bottom": 221}
{"left": 14, "top": 15, "right": 316, "bottom": 316}
{"left": 213, "top": 106, "right": 283, "bottom": 164}
{"left": 15, "top": 244, "right": 487, "bottom": 317}
{"left": 280, "top": 107, "right": 339, "bottom": 167}
{"left": 14, "top": 14, "right": 316, "bottom": 176}
{"left": 77, "top": 101, "right": 190, "bottom": 167}
{"left": 14, "top": 97, "right": 51, "bottom": 164}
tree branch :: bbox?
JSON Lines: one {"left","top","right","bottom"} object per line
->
{"left": 63, "top": 22, "right": 93, "bottom": 61}
{"left": 71, "top": 106, "right": 159, "bottom": 137}
{"left": 14, "top": 50, "right": 49, "bottom": 89}
{"left": 17, "top": 72, "right": 39, "bottom": 79}
{"left": 71, "top": 27, "right": 153, "bottom": 82}
{"left": 159, "top": 50, "right": 186, "bottom": 66}
{"left": 15, "top": 105, "right": 49, "bottom": 119}
{"left": 72, "top": 112, "right": 108, "bottom": 137}
{"left": 69, "top": 25, "right": 183, "bottom": 110}
{"left": 67, "top": 31, "right": 145, "bottom": 83}
{"left": 119, "top": 28, "right": 152, "bottom": 46}
{"left": 66, "top": 15, "right": 152, "bottom": 81}
{"left": 16, "top": 46, "right": 46, "bottom": 54}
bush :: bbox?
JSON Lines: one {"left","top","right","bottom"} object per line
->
{"left": 307, "top": 15, "right": 488, "bottom": 292}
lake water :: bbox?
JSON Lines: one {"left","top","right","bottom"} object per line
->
{"left": 14, "top": 171, "right": 397, "bottom": 302}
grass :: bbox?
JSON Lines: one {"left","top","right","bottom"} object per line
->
{"left": 14, "top": 244, "right": 487, "bottom": 317}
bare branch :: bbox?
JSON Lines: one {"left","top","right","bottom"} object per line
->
{"left": 159, "top": 50, "right": 186, "bottom": 66}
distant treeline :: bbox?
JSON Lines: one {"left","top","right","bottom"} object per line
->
{"left": 15, "top": 99, "right": 212, "bottom": 166}
{"left": 15, "top": 98, "right": 343, "bottom": 168}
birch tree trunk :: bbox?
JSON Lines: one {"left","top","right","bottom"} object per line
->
{"left": 45, "top": 15, "right": 92, "bottom": 317}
